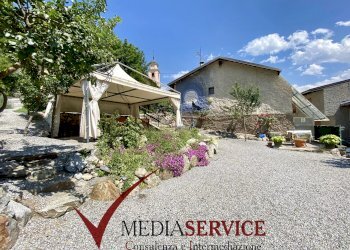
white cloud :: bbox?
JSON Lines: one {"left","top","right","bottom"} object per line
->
{"left": 207, "top": 53, "right": 215, "bottom": 61}
{"left": 296, "top": 68, "right": 350, "bottom": 92}
{"left": 301, "top": 64, "right": 324, "bottom": 76}
{"left": 291, "top": 35, "right": 350, "bottom": 64}
{"left": 288, "top": 30, "right": 309, "bottom": 46}
{"left": 336, "top": 20, "right": 350, "bottom": 27}
{"left": 240, "top": 33, "right": 289, "bottom": 56}
{"left": 311, "top": 28, "right": 333, "bottom": 38}
{"left": 260, "top": 55, "right": 285, "bottom": 64}
{"left": 170, "top": 70, "right": 189, "bottom": 80}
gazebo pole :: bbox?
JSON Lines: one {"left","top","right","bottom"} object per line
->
{"left": 84, "top": 80, "right": 90, "bottom": 143}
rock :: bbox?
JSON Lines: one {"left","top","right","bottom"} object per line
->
{"left": 27, "top": 166, "right": 56, "bottom": 181}
{"left": 179, "top": 145, "right": 190, "bottom": 155}
{"left": 82, "top": 173, "right": 93, "bottom": 181}
{"left": 5, "top": 201, "right": 32, "bottom": 227}
{"left": 139, "top": 135, "right": 148, "bottom": 147}
{"left": 144, "top": 175, "right": 161, "bottom": 188}
{"left": 85, "top": 155, "right": 99, "bottom": 165}
{"left": 0, "top": 188, "right": 10, "bottom": 214}
{"left": 114, "top": 180, "right": 124, "bottom": 191}
{"left": 74, "top": 173, "right": 83, "bottom": 180}
{"left": 159, "top": 169, "right": 173, "bottom": 180}
{"left": 190, "top": 155, "right": 198, "bottom": 167}
{"left": 38, "top": 192, "right": 83, "bottom": 218}
{"left": 129, "top": 178, "right": 140, "bottom": 197}
{"left": 0, "top": 214, "right": 19, "bottom": 250}
{"left": 199, "top": 142, "right": 207, "bottom": 147}
{"left": 135, "top": 168, "right": 148, "bottom": 178}
{"left": 90, "top": 148, "right": 102, "bottom": 159}
{"left": 63, "top": 152, "right": 86, "bottom": 173}
{"left": 98, "top": 160, "right": 104, "bottom": 167}
{"left": 0, "top": 161, "right": 28, "bottom": 178}
{"left": 330, "top": 148, "right": 341, "bottom": 157}
{"left": 208, "top": 144, "right": 217, "bottom": 158}
{"left": 182, "top": 155, "right": 190, "bottom": 172}
{"left": 100, "top": 165, "right": 111, "bottom": 173}
{"left": 90, "top": 180, "right": 120, "bottom": 201}
{"left": 38, "top": 179, "right": 75, "bottom": 194}
{"left": 186, "top": 138, "right": 197, "bottom": 145}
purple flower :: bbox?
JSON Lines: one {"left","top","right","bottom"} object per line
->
{"left": 187, "top": 145, "right": 209, "bottom": 166}
{"left": 146, "top": 143, "right": 158, "bottom": 154}
{"left": 156, "top": 154, "right": 184, "bottom": 177}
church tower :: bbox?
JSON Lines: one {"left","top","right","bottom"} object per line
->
{"left": 147, "top": 60, "right": 160, "bottom": 87}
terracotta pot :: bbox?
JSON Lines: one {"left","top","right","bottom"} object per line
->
{"left": 294, "top": 139, "right": 306, "bottom": 148}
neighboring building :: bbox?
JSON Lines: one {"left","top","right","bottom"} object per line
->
{"left": 147, "top": 60, "right": 161, "bottom": 87}
{"left": 302, "top": 79, "right": 350, "bottom": 142}
{"left": 168, "top": 56, "right": 327, "bottom": 133}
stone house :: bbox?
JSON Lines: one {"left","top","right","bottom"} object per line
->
{"left": 168, "top": 56, "right": 327, "bottom": 133}
{"left": 302, "top": 79, "right": 350, "bottom": 142}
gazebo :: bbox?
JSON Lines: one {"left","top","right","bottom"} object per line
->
{"left": 44, "top": 62, "right": 182, "bottom": 141}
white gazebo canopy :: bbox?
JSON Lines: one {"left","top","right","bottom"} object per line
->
{"left": 45, "top": 62, "right": 182, "bottom": 140}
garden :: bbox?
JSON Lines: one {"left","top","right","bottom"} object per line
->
{"left": 91, "top": 113, "right": 218, "bottom": 192}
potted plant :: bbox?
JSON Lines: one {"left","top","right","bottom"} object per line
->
{"left": 319, "top": 134, "right": 341, "bottom": 149}
{"left": 294, "top": 138, "right": 306, "bottom": 148}
{"left": 271, "top": 136, "right": 285, "bottom": 148}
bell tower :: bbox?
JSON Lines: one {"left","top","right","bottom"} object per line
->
{"left": 147, "top": 59, "right": 160, "bottom": 87}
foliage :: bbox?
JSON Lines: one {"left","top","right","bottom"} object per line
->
{"left": 256, "top": 114, "right": 276, "bottom": 134}
{"left": 319, "top": 134, "right": 341, "bottom": 146}
{"left": 271, "top": 136, "right": 286, "bottom": 143}
{"left": 156, "top": 154, "right": 184, "bottom": 177}
{"left": 225, "top": 83, "right": 261, "bottom": 140}
{"left": 109, "top": 148, "right": 152, "bottom": 190}
{"left": 98, "top": 114, "right": 144, "bottom": 149}
{"left": 187, "top": 144, "right": 209, "bottom": 166}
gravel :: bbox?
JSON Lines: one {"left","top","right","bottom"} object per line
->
{"left": 0, "top": 109, "right": 94, "bottom": 159}
{"left": 13, "top": 138, "right": 350, "bottom": 249}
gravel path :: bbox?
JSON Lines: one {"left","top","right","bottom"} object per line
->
{"left": 14, "top": 139, "right": 350, "bottom": 250}
{"left": 0, "top": 109, "right": 94, "bottom": 158}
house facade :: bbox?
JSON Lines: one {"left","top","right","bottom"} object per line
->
{"left": 169, "top": 57, "right": 327, "bottom": 133}
{"left": 302, "top": 79, "right": 350, "bottom": 142}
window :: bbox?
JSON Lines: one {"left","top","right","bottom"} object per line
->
{"left": 208, "top": 87, "right": 214, "bottom": 95}
{"left": 151, "top": 72, "right": 155, "bottom": 77}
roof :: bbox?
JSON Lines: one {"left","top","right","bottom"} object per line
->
{"left": 340, "top": 100, "right": 350, "bottom": 107}
{"left": 64, "top": 63, "right": 180, "bottom": 106}
{"left": 292, "top": 87, "right": 329, "bottom": 121}
{"left": 168, "top": 56, "right": 281, "bottom": 86}
{"left": 302, "top": 78, "right": 350, "bottom": 95}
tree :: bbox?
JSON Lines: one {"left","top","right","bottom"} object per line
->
{"left": 0, "top": 0, "right": 121, "bottom": 135}
{"left": 227, "top": 83, "right": 261, "bottom": 141}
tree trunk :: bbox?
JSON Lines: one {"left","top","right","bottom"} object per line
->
{"left": 24, "top": 113, "right": 34, "bottom": 135}
{"left": 243, "top": 115, "right": 247, "bottom": 141}
{"left": 0, "top": 91, "right": 8, "bottom": 113}
{"left": 50, "top": 95, "right": 57, "bottom": 138}
{"left": 0, "top": 63, "right": 21, "bottom": 80}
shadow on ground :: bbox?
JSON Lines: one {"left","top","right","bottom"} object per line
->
{"left": 322, "top": 158, "right": 350, "bottom": 169}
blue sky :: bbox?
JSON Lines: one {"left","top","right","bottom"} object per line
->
{"left": 106, "top": 0, "right": 350, "bottom": 91}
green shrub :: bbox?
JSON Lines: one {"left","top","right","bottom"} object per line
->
{"left": 109, "top": 149, "right": 152, "bottom": 191}
{"left": 271, "top": 136, "right": 285, "bottom": 143}
{"left": 98, "top": 114, "right": 144, "bottom": 149}
{"left": 319, "top": 134, "right": 341, "bottom": 146}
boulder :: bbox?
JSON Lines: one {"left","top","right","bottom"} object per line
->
{"left": 330, "top": 148, "right": 341, "bottom": 157}
{"left": 85, "top": 155, "right": 99, "bottom": 165}
{"left": 135, "top": 168, "right": 148, "bottom": 178}
{"left": 144, "top": 175, "right": 161, "bottom": 188}
{"left": 186, "top": 138, "right": 197, "bottom": 145}
{"left": 82, "top": 173, "right": 93, "bottom": 181}
{"left": 199, "top": 142, "right": 207, "bottom": 147}
{"left": 0, "top": 161, "right": 28, "bottom": 178}
{"left": 38, "top": 192, "right": 83, "bottom": 218}
{"left": 190, "top": 155, "right": 198, "bottom": 167}
{"left": 74, "top": 173, "right": 83, "bottom": 180}
{"left": 99, "top": 165, "right": 111, "bottom": 173}
{"left": 27, "top": 166, "right": 56, "bottom": 181}
{"left": 182, "top": 155, "right": 191, "bottom": 173}
{"left": 90, "top": 180, "right": 120, "bottom": 201}
{"left": 159, "top": 169, "right": 173, "bottom": 180}
{"left": 5, "top": 201, "right": 32, "bottom": 227}
{"left": 0, "top": 214, "right": 19, "bottom": 250}
{"left": 0, "top": 188, "right": 10, "bottom": 214}
{"left": 63, "top": 152, "right": 86, "bottom": 173}
{"left": 38, "top": 179, "right": 75, "bottom": 194}
{"left": 208, "top": 144, "right": 217, "bottom": 158}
